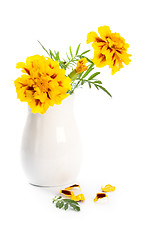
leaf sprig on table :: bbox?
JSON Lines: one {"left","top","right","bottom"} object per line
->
{"left": 52, "top": 196, "right": 80, "bottom": 212}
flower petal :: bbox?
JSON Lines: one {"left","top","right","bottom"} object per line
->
{"left": 98, "top": 26, "right": 111, "bottom": 40}
{"left": 71, "top": 194, "right": 85, "bottom": 202}
{"left": 16, "top": 62, "right": 26, "bottom": 69}
{"left": 101, "top": 184, "right": 115, "bottom": 192}
{"left": 59, "top": 190, "right": 74, "bottom": 196}
{"left": 94, "top": 193, "right": 108, "bottom": 202}
{"left": 87, "top": 31, "right": 103, "bottom": 44}
{"left": 92, "top": 52, "right": 108, "bottom": 68}
{"left": 65, "top": 184, "right": 81, "bottom": 190}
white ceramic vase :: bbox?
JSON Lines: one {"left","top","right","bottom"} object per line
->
{"left": 21, "top": 95, "right": 82, "bottom": 187}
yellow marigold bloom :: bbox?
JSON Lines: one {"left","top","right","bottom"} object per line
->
{"left": 101, "top": 184, "right": 115, "bottom": 192}
{"left": 71, "top": 193, "right": 85, "bottom": 202}
{"left": 87, "top": 26, "right": 131, "bottom": 74}
{"left": 14, "top": 55, "right": 71, "bottom": 114}
{"left": 94, "top": 193, "right": 108, "bottom": 202}
{"left": 76, "top": 58, "right": 88, "bottom": 74}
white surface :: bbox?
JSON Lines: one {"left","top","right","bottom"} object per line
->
{"left": 21, "top": 95, "right": 82, "bottom": 186}
{"left": 0, "top": 0, "right": 160, "bottom": 239}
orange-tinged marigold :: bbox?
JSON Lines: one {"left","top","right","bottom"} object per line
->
{"left": 14, "top": 55, "right": 71, "bottom": 114}
{"left": 76, "top": 58, "right": 88, "bottom": 74}
{"left": 87, "top": 26, "right": 131, "bottom": 74}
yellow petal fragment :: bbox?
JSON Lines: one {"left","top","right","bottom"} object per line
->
{"left": 65, "top": 184, "right": 81, "bottom": 190}
{"left": 59, "top": 189, "right": 74, "bottom": 197}
{"left": 71, "top": 194, "right": 85, "bottom": 202}
{"left": 101, "top": 184, "right": 115, "bottom": 192}
{"left": 94, "top": 193, "right": 108, "bottom": 202}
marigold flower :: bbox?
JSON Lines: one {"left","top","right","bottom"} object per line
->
{"left": 94, "top": 193, "right": 108, "bottom": 202}
{"left": 101, "top": 184, "right": 115, "bottom": 192}
{"left": 76, "top": 58, "right": 88, "bottom": 74}
{"left": 71, "top": 194, "right": 85, "bottom": 202}
{"left": 14, "top": 55, "right": 71, "bottom": 114}
{"left": 87, "top": 26, "right": 131, "bottom": 74}
{"left": 65, "top": 184, "right": 81, "bottom": 190}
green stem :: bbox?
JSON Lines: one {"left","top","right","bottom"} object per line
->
{"left": 70, "top": 79, "right": 81, "bottom": 94}
{"left": 68, "top": 69, "right": 80, "bottom": 94}
{"left": 65, "top": 56, "right": 77, "bottom": 68}
{"left": 68, "top": 69, "right": 78, "bottom": 81}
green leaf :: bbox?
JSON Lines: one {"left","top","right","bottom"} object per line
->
{"left": 49, "top": 49, "right": 56, "bottom": 60}
{"left": 54, "top": 50, "right": 57, "bottom": 56}
{"left": 88, "top": 72, "right": 100, "bottom": 80}
{"left": 95, "top": 85, "right": 99, "bottom": 90}
{"left": 95, "top": 85, "right": 112, "bottom": 97}
{"left": 82, "top": 67, "right": 94, "bottom": 78}
{"left": 82, "top": 64, "right": 94, "bottom": 79}
{"left": 81, "top": 80, "right": 85, "bottom": 85}
{"left": 69, "top": 62, "right": 76, "bottom": 66}
{"left": 74, "top": 206, "right": 80, "bottom": 212}
{"left": 56, "top": 201, "right": 60, "bottom": 208}
{"left": 76, "top": 43, "right": 81, "bottom": 55}
{"left": 88, "top": 82, "right": 91, "bottom": 88}
{"left": 70, "top": 203, "right": 80, "bottom": 212}
{"left": 78, "top": 72, "right": 83, "bottom": 79}
{"left": 89, "top": 62, "right": 94, "bottom": 68}
{"left": 93, "top": 80, "right": 102, "bottom": 84}
{"left": 52, "top": 196, "right": 61, "bottom": 203}
{"left": 84, "top": 57, "right": 93, "bottom": 64}
{"left": 58, "top": 196, "right": 62, "bottom": 200}
{"left": 38, "top": 41, "right": 49, "bottom": 56}
{"left": 69, "top": 46, "right": 73, "bottom": 58}
{"left": 63, "top": 199, "right": 79, "bottom": 205}
{"left": 64, "top": 203, "right": 68, "bottom": 210}
{"left": 66, "top": 53, "right": 70, "bottom": 60}
{"left": 52, "top": 196, "right": 80, "bottom": 212}
{"left": 56, "top": 51, "right": 60, "bottom": 60}
{"left": 59, "top": 201, "right": 64, "bottom": 209}
{"left": 80, "top": 50, "right": 90, "bottom": 55}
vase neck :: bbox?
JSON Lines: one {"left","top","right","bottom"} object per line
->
{"left": 28, "top": 94, "right": 75, "bottom": 116}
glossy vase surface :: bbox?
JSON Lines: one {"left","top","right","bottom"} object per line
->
{"left": 21, "top": 95, "right": 82, "bottom": 186}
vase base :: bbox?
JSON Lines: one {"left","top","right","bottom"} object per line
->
{"left": 29, "top": 180, "right": 77, "bottom": 188}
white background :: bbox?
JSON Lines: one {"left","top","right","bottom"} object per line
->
{"left": 0, "top": 0, "right": 160, "bottom": 239}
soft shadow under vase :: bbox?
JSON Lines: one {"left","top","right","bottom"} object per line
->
{"left": 21, "top": 95, "right": 82, "bottom": 186}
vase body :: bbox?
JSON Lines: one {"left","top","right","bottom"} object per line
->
{"left": 21, "top": 95, "right": 82, "bottom": 186}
